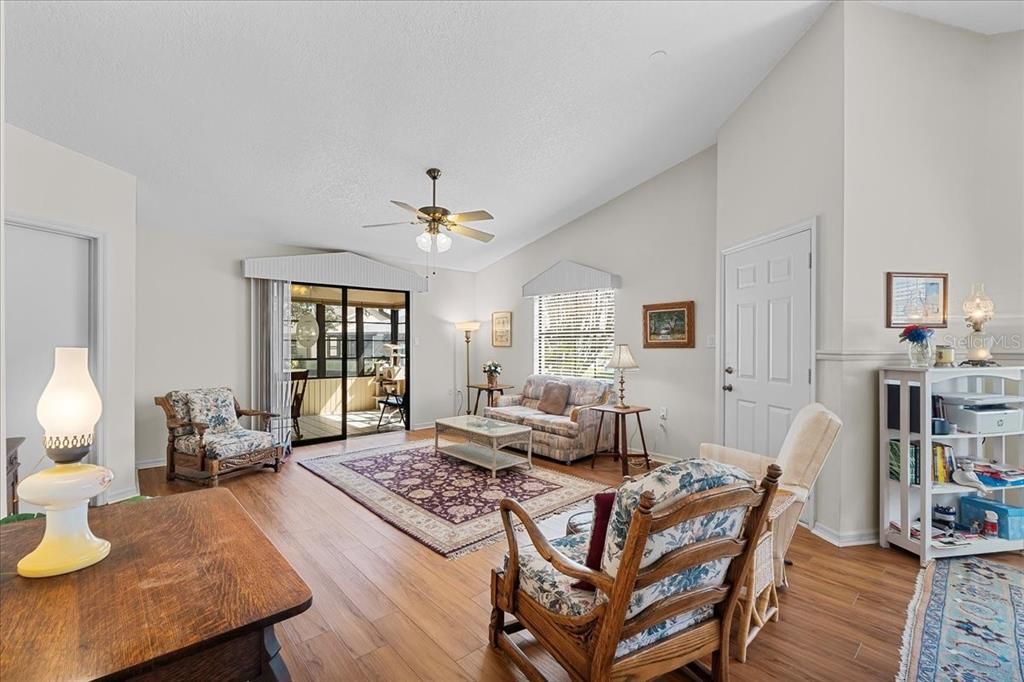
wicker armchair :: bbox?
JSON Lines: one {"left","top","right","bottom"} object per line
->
{"left": 154, "top": 387, "right": 281, "bottom": 487}
{"left": 491, "top": 459, "right": 781, "bottom": 681}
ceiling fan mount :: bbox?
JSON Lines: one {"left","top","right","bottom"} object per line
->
{"left": 362, "top": 167, "right": 495, "bottom": 248}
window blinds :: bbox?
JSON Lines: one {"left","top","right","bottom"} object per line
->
{"left": 534, "top": 289, "right": 615, "bottom": 379}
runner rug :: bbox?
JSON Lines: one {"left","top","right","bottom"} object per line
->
{"left": 899, "top": 556, "right": 1024, "bottom": 681}
{"left": 298, "top": 440, "right": 606, "bottom": 558}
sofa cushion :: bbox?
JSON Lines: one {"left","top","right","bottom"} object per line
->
{"left": 538, "top": 381, "right": 571, "bottom": 415}
{"left": 185, "top": 387, "right": 239, "bottom": 433}
{"left": 504, "top": 532, "right": 599, "bottom": 618}
{"left": 500, "top": 528, "right": 712, "bottom": 659}
{"left": 484, "top": 405, "right": 543, "bottom": 424}
{"left": 602, "top": 460, "right": 754, "bottom": 624}
{"left": 175, "top": 428, "right": 273, "bottom": 460}
{"left": 524, "top": 414, "right": 580, "bottom": 439}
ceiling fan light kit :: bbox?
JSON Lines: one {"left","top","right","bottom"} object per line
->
{"left": 363, "top": 168, "right": 496, "bottom": 257}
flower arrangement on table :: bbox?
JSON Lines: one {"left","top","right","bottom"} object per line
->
{"left": 898, "top": 325, "right": 935, "bottom": 367}
{"left": 482, "top": 361, "right": 502, "bottom": 386}
{"left": 898, "top": 325, "right": 934, "bottom": 345}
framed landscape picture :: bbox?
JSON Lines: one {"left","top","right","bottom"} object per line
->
{"left": 492, "top": 310, "right": 512, "bottom": 347}
{"left": 886, "top": 272, "right": 948, "bottom": 328}
{"left": 643, "top": 301, "right": 694, "bottom": 348}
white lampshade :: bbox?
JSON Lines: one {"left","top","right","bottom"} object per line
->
{"left": 606, "top": 344, "right": 639, "bottom": 370}
{"left": 455, "top": 321, "right": 481, "bottom": 332}
{"left": 36, "top": 348, "right": 102, "bottom": 453}
{"left": 416, "top": 231, "right": 452, "bottom": 253}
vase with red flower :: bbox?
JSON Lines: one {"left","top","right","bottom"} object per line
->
{"left": 899, "top": 325, "right": 935, "bottom": 368}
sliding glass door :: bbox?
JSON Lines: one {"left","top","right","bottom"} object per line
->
{"left": 289, "top": 283, "right": 408, "bottom": 445}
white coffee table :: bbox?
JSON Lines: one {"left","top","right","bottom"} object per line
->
{"left": 434, "top": 415, "right": 533, "bottom": 479}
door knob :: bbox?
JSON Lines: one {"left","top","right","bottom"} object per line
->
{"left": 724, "top": 366, "right": 734, "bottom": 374}
{"left": 722, "top": 384, "right": 734, "bottom": 392}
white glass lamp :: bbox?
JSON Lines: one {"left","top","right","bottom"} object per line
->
{"left": 455, "top": 321, "right": 481, "bottom": 414}
{"left": 606, "top": 344, "right": 639, "bottom": 408}
{"left": 962, "top": 283, "right": 996, "bottom": 365}
{"left": 17, "top": 348, "right": 113, "bottom": 578}
{"left": 416, "top": 231, "right": 452, "bottom": 253}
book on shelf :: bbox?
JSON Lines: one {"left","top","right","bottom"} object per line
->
{"left": 888, "top": 439, "right": 957, "bottom": 485}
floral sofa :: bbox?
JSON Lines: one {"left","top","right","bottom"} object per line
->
{"left": 483, "top": 374, "right": 613, "bottom": 463}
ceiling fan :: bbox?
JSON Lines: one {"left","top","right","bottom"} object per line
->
{"left": 362, "top": 168, "right": 494, "bottom": 253}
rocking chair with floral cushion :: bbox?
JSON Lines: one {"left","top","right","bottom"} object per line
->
{"left": 154, "top": 387, "right": 281, "bottom": 487}
{"left": 490, "top": 459, "right": 781, "bottom": 681}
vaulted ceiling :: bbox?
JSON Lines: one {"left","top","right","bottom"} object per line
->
{"left": 5, "top": 1, "right": 1020, "bottom": 270}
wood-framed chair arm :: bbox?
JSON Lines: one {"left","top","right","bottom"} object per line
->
{"left": 237, "top": 408, "right": 278, "bottom": 418}
{"left": 499, "top": 498, "right": 615, "bottom": 596}
{"left": 166, "top": 419, "right": 209, "bottom": 436}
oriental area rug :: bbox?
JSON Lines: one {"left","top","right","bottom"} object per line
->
{"left": 898, "top": 556, "right": 1024, "bottom": 681}
{"left": 299, "top": 440, "right": 605, "bottom": 557}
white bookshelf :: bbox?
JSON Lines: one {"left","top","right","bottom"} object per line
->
{"left": 878, "top": 365, "right": 1024, "bottom": 566}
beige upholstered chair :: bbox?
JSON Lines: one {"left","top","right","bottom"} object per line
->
{"left": 700, "top": 402, "right": 842, "bottom": 587}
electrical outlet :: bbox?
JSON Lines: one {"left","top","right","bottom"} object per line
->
{"left": 659, "top": 407, "right": 668, "bottom": 421}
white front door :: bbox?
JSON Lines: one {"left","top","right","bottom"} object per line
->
{"left": 722, "top": 227, "right": 813, "bottom": 456}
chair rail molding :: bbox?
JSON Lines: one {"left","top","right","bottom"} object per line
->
{"left": 521, "top": 260, "right": 622, "bottom": 297}
{"left": 243, "top": 251, "right": 427, "bottom": 293}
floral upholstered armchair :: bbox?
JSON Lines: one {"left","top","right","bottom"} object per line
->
{"left": 154, "top": 387, "right": 281, "bottom": 487}
{"left": 490, "top": 459, "right": 780, "bottom": 681}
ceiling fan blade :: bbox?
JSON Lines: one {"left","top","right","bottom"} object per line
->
{"left": 447, "top": 210, "right": 494, "bottom": 223}
{"left": 362, "top": 221, "right": 416, "bottom": 228}
{"left": 391, "top": 200, "right": 431, "bottom": 220}
{"left": 448, "top": 222, "right": 495, "bottom": 243}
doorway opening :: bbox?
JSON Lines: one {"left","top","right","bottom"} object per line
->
{"left": 288, "top": 283, "right": 409, "bottom": 445}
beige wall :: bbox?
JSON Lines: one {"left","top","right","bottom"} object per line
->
{"left": 134, "top": 223, "right": 475, "bottom": 466}
{"left": 716, "top": 3, "right": 847, "bottom": 534}
{"left": 836, "top": 3, "right": 1024, "bottom": 537}
{"left": 471, "top": 145, "right": 719, "bottom": 459}
{"left": 3, "top": 123, "right": 139, "bottom": 501}
{"left": 716, "top": 2, "right": 1023, "bottom": 542}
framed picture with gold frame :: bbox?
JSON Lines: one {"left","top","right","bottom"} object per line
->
{"left": 492, "top": 311, "right": 512, "bottom": 347}
{"left": 643, "top": 301, "right": 694, "bottom": 348}
{"left": 885, "top": 272, "right": 948, "bottom": 328}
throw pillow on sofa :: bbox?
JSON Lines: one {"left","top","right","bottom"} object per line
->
{"left": 538, "top": 381, "right": 571, "bottom": 415}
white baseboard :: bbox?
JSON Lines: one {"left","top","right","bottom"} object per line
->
{"left": 811, "top": 523, "right": 879, "bottom": 547}
{"left": 136, "top": 458, "right": 164, "bottom": 470}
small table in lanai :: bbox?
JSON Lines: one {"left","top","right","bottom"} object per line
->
{"left": 434, "top": 415, "right": 533, "bottom": 479}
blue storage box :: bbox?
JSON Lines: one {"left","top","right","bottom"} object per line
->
{"left": 958, "top": 495, "right": 1024, "bottom": 540}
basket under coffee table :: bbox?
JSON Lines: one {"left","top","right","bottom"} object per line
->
{"left": 434, "top": 415, "right": 533, "bottom": 479}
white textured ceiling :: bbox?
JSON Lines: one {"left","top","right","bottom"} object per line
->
{"left": 5, "top": 1, "right": 1018, "bottom": 271}
{"left": 871, "top": 1, "right": 1024, "bottom": 35}
{"left": 4, "top": 0, "right": 833, "bottom": 270}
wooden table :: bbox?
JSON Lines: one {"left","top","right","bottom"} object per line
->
{"left": 590, "top": 404, "right": 652, "bottom": 476}
{"left": 467, "top": 383, "right": 515, "bottom": 415}
{"left": 0, "top": 488, "right": 312, "bottom": 681}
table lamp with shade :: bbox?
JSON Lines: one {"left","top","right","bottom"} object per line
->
{"left": 16, "top": 347, "right": 113, "bottom": 578}
{"left": 454, "top": 321, "right": 481, "bottom": 414}
{"left": 606, "top": 344, "right": 639, "bottom": 408}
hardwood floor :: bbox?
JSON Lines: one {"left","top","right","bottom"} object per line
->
{"left": 139, "top": 430, "right": 1022, "bottom": 681}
